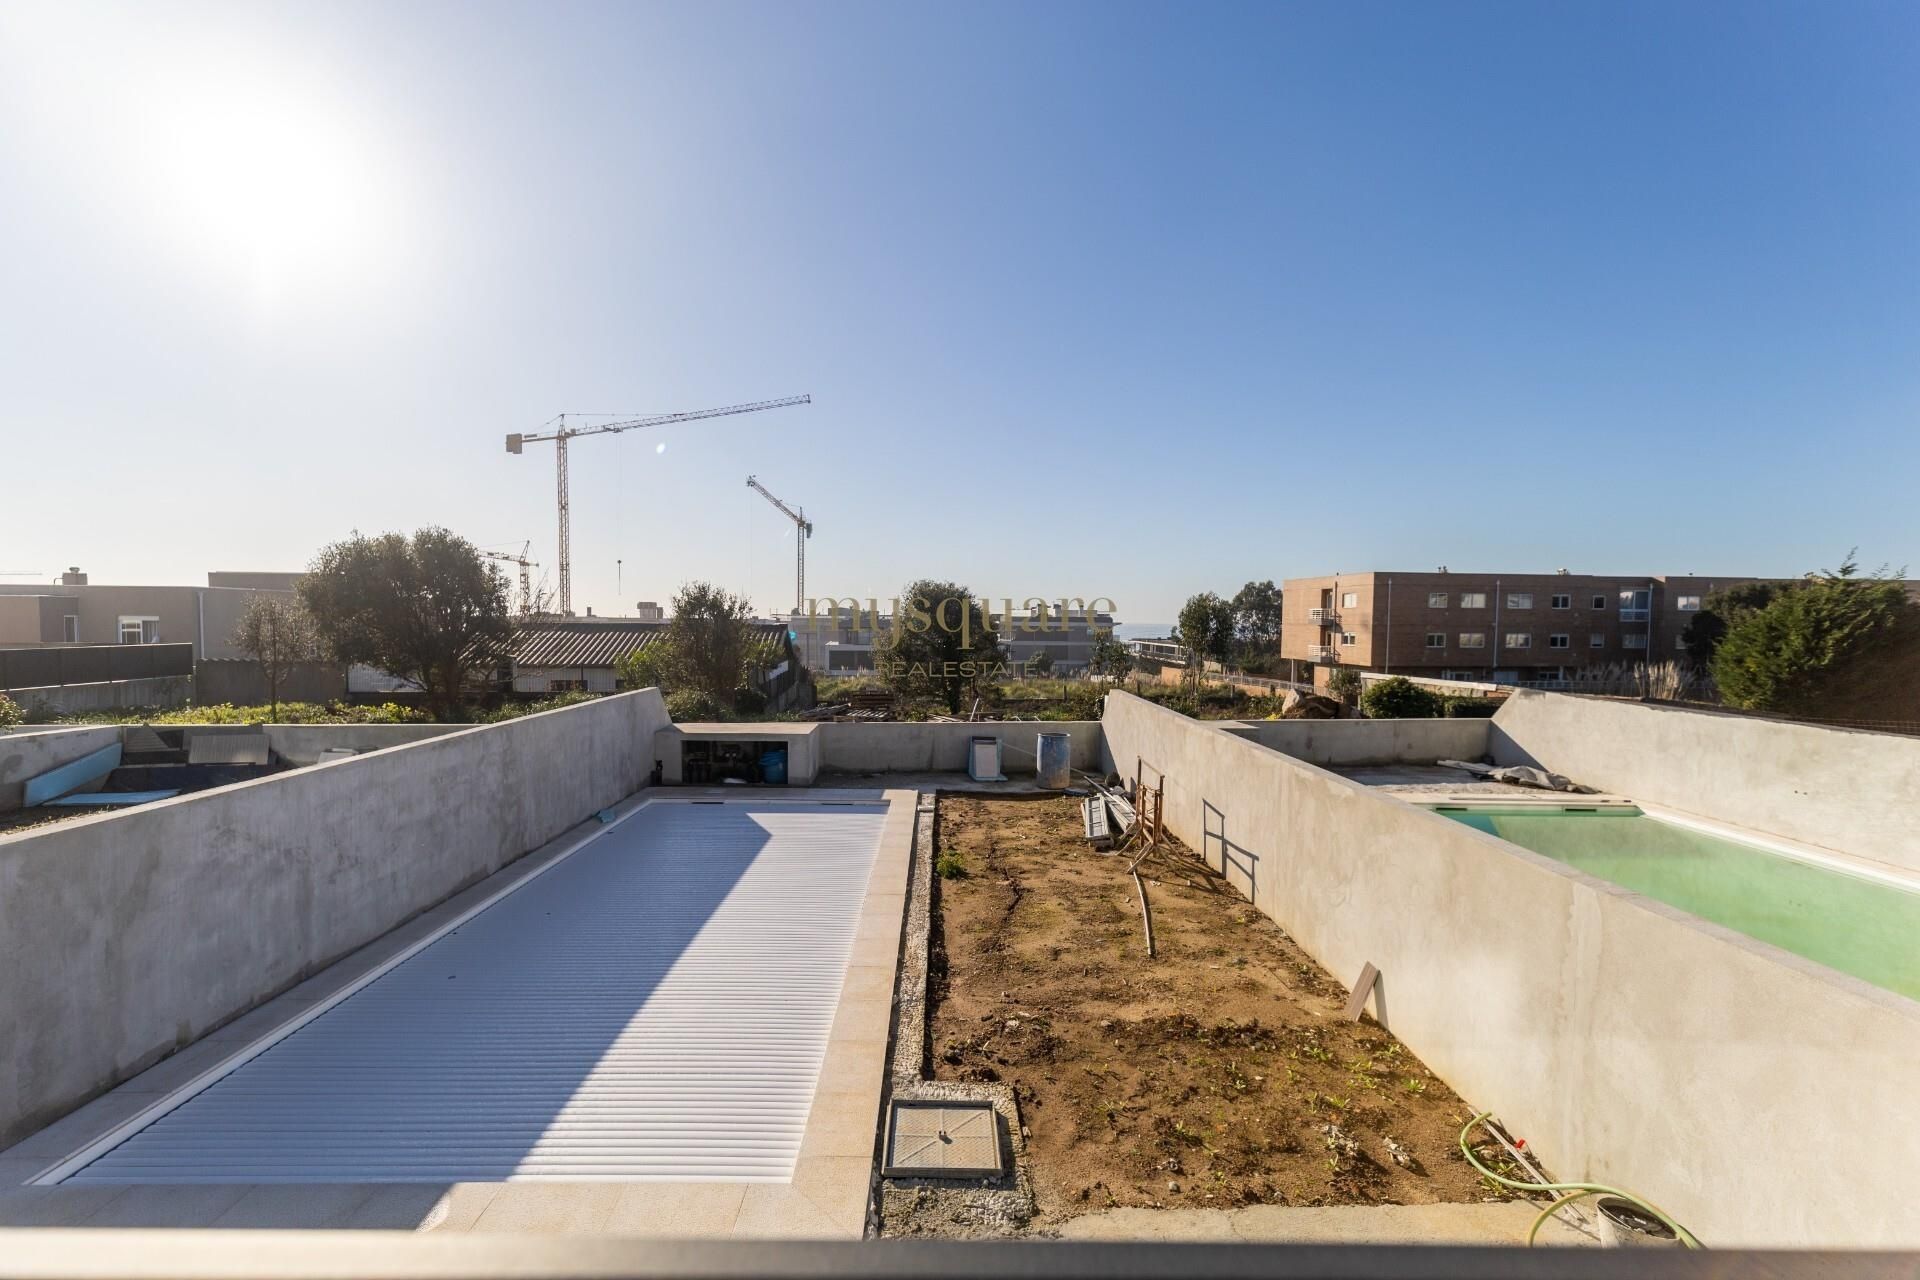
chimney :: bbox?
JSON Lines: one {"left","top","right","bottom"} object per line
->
{"left": 586, "top": 606, "right": 594, "bottom": 617}
{"left": 61, "top": 567, "right": 87, "bottom": 585}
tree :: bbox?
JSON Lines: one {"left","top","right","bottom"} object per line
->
{"left": 1712, "top": 555, "right": 1915, "bottom": 713}
{"left": 1682, "top": 581, "right": 1782, "bottom": 664}
{"left": 873, "top": 579, "right": 1005, "bottom": 714}
{"left": 1360, "top": 675, "right": 1443, "bottom": 719}
{"left": 1230, "top": 580, "right": 1284, "bottom": 670}
{"left": 1087, "top": 629, "right": 1133, "bottom": 680}
{"left": 1326, "top": 667, "right": 1362, "bottom": 705}
{"left": 662, "top": 581, "right": 770, "bottom": 702}
{"left": 0, "top": 692, "right": 22, "bottom": 730}
{"left": 1026, "top": 648, "right": 1055, "bottom": 677}
{"left": 1175, "top": 592, "right": 1236, "bottom": 683}
{"left": 614, "top": 642, "right": 673, "bottom": 693}
{"left": 230, "top": 595, "right": 320, "bottom": 719}
{"left": 299, "top": 528, "right": 513, "bottom": 721}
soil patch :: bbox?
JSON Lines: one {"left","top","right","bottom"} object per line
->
{"left": 926, "top": 795, "right": 1510, "bottom": 1230}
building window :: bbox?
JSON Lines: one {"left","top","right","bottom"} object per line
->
{"left": 1677, "top": 595, "right": 1702, "bottom": 611}
{"left": 1340, "top": 632, "right": 1357, "bottom": 646}
{"left": 1341, "top": 592, "right": 1358, "bottom": 609}
{"left": 1504, "top": 632, "right": 1532, "bottom": 650}
{"left": 1506, "top": 593, "right": 1533, "bottom": 609}
{"left": 1549, "top": 633, "right": 1569, "bottom": 649}
{"left": 1427, "top": 592, "right": 1448, "bottom": 608}
{"left": 1425, "top": 632, "right": 1446, "bottom": 648}
{"left": 1619, "top": 589, "right": 1651, "bottom": 621}
{"left": 118, "top": 616, "right": 159, "bottom": 645}
{"left": 1591, "top": 594, "right": 1608, "bottom": 610}
{"left": 1623, "top": 633, "right": 1648, "bottom": 650}
{"left": 1459, "top": 592, "right": 1487, "bottom": 609}
{"left": 1458, "top": 632, "right": 1486, "bottom": 649}
{"left": 63, "top": 615, "right": 79, "bottom": 642}
{"left": 1551, "top": 594, "right": 1571, "bottom": 609}
{"left": 1589, "top": 633, "right": 1606, "bottom": 649}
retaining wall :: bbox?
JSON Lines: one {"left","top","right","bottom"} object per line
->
{"left": 0, "top": 688, "right": 670, "bottom": 1147}
{"left": 1217, "top": 717, "right": 1491, "bottom": 765}
{"left": 4, "top": 676, "right": 192, "bottom": 715}
{"left": 816, "top": 721, "right": 1103, "bottom": 775}
{"left": 1491, "top": 690, "right": 1920, "bottom": 873}
{"left": 0, "top": 727, "right": 124, "bottom": 812}
{"left": 1099, "top": 690, "right": 1920, "bottom": 1248}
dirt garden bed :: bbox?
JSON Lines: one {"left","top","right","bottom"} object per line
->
{"left": 921, "top": 795, "right": 1513, "bottom": 1231}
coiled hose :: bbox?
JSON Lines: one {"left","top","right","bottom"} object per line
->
{"left": 1458, "top": 1112, "right": 1704, "bottom": 1248}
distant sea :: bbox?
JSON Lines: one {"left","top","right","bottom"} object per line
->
{"left": 1111, "top": 621, "right": 1174, "bottom": 641}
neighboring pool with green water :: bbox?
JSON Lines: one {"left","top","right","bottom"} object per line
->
{"left": 1436, "top": 806, "right": 1920, "bottom": 1001}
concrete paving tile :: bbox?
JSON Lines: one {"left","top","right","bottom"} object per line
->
{"left": 847, "top": 932, "right": 901, "bottom": 969}
{"left": 839, "top": 964, "right": 897, "bottom": 1005}
{"left": 412, "top": 1183, "right": 501, "bottom": 1233}
{"left": 826, "top": 991, "right": 892, "bottom": 1043}
{"left": 796, "top": 1090, "right": 885, "bottom": 1160}
{"left": 790, "top": 1156, "right": 873, "bottom": 1235}
{"left": 730, "top": 1185, "right": 853, "bottom": 1239}
{"left": 337, "top": 1185, "right": 453, "bottom": 1229}
{"left": 211, "top": 1184, "right": 380, "bottom": 1228}
{"left": 80, "top": 1184, "right": 252, "bottom": 1227}
{"left": 0, "top": 1187, "right": 128, "bottom": 1227}
{"left": 468, "top": 1183, "right": 621, "bottom": 1235}
{"left": 603, "top": 1183, "right": 747, "bottom": 1237}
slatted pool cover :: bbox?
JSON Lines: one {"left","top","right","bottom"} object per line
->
{"left": 65, "top": 801, "right": 886, "bottom": 1184}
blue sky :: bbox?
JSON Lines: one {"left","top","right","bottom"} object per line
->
{"left": 2, "top": 1, "right": 1915, "bottom": 622}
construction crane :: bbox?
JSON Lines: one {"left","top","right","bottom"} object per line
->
{"left": 481, "top": 544, "right": 538, "bottom": 616}
{"left": 507, "top": 395, "right": 811, "bottom": 615}
{"left": 746, "top": 476, "right": 813, "bottom": 614}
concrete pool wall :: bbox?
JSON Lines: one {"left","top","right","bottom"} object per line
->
{"left": 1490, "top": 690, "right": 1920, "bottom": 874}
{"left": 1098, "top": 690, "right": 1920, "bottom": 1248}
{"left": 0, "top": 689, "right": 671, "bottom": 1148}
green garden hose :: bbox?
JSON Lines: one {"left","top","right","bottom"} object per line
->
{"left": 1459, "top": 1112, "right": 1704, "bottom": 1249}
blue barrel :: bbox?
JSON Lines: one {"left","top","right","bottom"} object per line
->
{"left": 1035, "top": 732, "right": 1072, "bottom": 789}
{"left": 759, "top": 749, "right": 788, "bottom": 785}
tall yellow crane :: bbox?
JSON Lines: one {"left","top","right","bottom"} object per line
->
{"left": 745, "top": 475, "right": 813, "bottom": 614}
{"left": 507, "top": 395, "right": 811, "bottom": 615}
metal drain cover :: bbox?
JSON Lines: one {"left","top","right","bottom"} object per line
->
{"left": 883, "top": 1100, "right": 1004, "bottom": 1178}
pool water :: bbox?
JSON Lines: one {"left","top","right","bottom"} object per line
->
{"left": 1438, "top": 807, "right": 1920, "bottom": 1000}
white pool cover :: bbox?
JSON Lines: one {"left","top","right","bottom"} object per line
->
{"left": 64, "top": 800, "right": 886, "bottom": 1183}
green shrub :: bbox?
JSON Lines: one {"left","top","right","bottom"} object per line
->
{"left": 731, "top": 687, "right": 768, "bottom": 716}
{"left": 1712, "top": 558, "right": 1914, "bottom": 712}
{"left": 665, "top": 689, "right": 723, "bottom": 722}
{"left": 1361, "top": 676, "right": 1443, "bottom": 719}
{"left": 1326, "top": 668, "right": 1362, "bottom": 704}
{"left": 475, "top": 692, "right": 601, "bottom": 723}
{"left": 0, "top": 693, "right": 22, "bottom": 729}
{"left": 1442, "top": 697, "right": 1500, "bottom": 718}
{"left": 935, "top": 847, "right": 966, "bottom": 879}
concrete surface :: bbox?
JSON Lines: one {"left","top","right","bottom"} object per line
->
{"left": 0, "top": 726, "right": 123, "bottom": 812}
{"left": 0, "top": 689, "right": 671, "bottom": 1149}
{"left": 1, "top": 677, "right": 191, "bottom": 715}
{"left": 260, "top": 724, "right": 464, "bottom": 766}
{"left": 1054, "top": 1201, "right": 1591, "bottom": 1245}
{"left": 1217, "top": 717, "right": 1492, "bottom": 767}
{"left": 0, "top": 786, "right": 915, "bottom": 1240}
{"left": 1492, "top": 690, "right": 1920, "bottom": 874}
{"left": 1099, "top": 690, "right": 1920, "bottom": 1249}
{"left": 816, "top": 721, "right": 1101, "bottom": 776}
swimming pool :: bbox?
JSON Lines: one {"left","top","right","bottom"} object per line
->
{"left": 1435, "top": 806, "right": 1920, "bottom": 1001}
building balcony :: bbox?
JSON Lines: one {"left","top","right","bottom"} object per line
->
{"left": 1308, "top": 607, "right": 1340, "bottom": 625}
{"left": 1307, "top": 644, "right": 1338, "bottom": 662}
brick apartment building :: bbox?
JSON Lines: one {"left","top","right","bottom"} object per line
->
{"left": 1279, "top": 570, "right": 1789, "bottom": 687}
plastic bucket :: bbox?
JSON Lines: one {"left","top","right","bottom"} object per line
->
{"left": 1035, "top": 732, "right": 1072, "bottom": 789}
{"left": 759, "top": 749, "right": 788, "bottom": 785}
